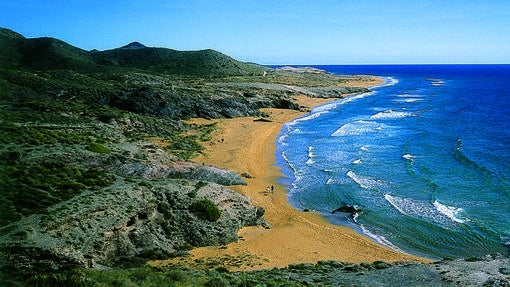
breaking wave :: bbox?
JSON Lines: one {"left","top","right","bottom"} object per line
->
{"left": 347, "top": 170, "right": 385, "bottom": 190}
{"left": 306, "top": 145, "right": 316, "bottom": 165}
{"left": 370, "top": 110, "right": 414, "bottom": 119}
{"left": 331, "top": 120, "right": 384, "bottom": 136}
{"left": 384, "top": 194, "right": 467, "bottom": 227}
{"left": 433, "top": 200, "right": 467, "bottom": 224}
{"left": 359, "top": 224, "right": 404, "bottom": 252}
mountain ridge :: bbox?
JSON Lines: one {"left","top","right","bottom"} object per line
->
{"left": 0, "top": 27, "right": 267, "bottom": 76}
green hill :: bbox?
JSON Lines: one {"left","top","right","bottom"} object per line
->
{"left": 93, "top": 44, "right": 265, "bottom": 76}
{"left": 0, "top": 27, "right": 267, "bottom": 76}
{"left": 0, "top": 28, "right": 26, "bottom": 68}
{"left": 0, "top": 28, "right": 96, "bottom": 70}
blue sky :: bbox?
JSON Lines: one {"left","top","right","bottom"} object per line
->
{"left": 1, "top": 0, "right": 509, "bottom": 64}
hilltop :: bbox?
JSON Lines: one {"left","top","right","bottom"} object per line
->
{"left": 0, "top": 27, "right": 266, "bottom": 76}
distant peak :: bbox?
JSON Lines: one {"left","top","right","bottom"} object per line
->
{"left": 119, "top": 42, "right": 147, "bottom": 49}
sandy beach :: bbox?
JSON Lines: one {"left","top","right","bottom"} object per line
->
{"left": 157, "top": 77, "right": 430, "bottom": 271}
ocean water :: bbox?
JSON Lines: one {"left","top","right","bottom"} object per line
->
{"left": 276, "top": 65, "right": 510, "bottom": 259}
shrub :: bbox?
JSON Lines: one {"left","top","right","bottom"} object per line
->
{"left": 0, "top": 161, "right": 114, "bottom": 221}
{"left": 256, "top": 207, "right": 265, "bottom": 218}
{"left": 25, "top": 269, "right": 87, "bottom": 287}
{"left": 205, "top": 277, "right": 229, "bottom": 287}
{"left": 195, "top": 180, "right": 208, "bottom": 190}
{"left": 86, "top": 142, "right": 111, "bottom": 153}
{"left": 191, "top": 198, "right": 221, "bottom": 222}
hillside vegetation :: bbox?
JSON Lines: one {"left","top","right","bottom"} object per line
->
{"left": 0, "top": 27, "right": 266, "bottom": 75}
{"left": 0, "top": 27, "right": 391, "bottom": 286}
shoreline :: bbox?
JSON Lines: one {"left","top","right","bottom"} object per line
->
{"left": 154, "top": 77, "right": 431, "bottom": 271}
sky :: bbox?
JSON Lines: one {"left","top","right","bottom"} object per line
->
{"left": 1, "top": 0, "right": 510, "bottom": 64}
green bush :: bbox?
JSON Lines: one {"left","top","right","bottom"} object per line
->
{"left": 25, "top": 269, "right": 88, "bottom": 287}
{"left": 195, "top": 180, "right": 208, "bottom": 190}
{"left": 86, "top": 142, "right": 111, "bottom": 153}
{"left": 191, "top": 199, "right": 221, "bottom": 222}
{"left": 205, "top": 277, "right": 229, "bottom": 287}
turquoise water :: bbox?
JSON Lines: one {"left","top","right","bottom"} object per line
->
{"left": 276, "top": 65, "right": 510, "bottom": 259}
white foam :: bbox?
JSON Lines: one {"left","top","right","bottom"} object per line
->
{"left": 284, "top": 76, "right": 396, "bottom": 132}
{"left": 308, "top": 145, "right": 315, "bottom": 156}
{"left": 426, "top": 78, "right": 445, "bottom": 86}
{"left": 433, "top": 200, "right": 466, "bottom": 224}
{"left": 286, "top": 111, "right": 323, "bottom": 127}
{"left": 281, "top": 151, "right": 298, "bottom": 174}
{"left": 308, "top": 90, "right": 377, "bottom": 115}
{"left": 331, "top": 120, "right": 383, "bottom": 136}
{"left": 347, "top": 170, "right": 385, "bottom": 190}
{"left": 306, "top": 145, "right": 316, "bottom": 165}
{"left": 370, "top": 110, "right": 414, "bottom": 119}
{"left": 360, "top": 146, "right": 369, "bottom": 151}
{"left": 392, "top": 98, "right": 423, "bottom": 103}
{"left": 277, "top": 133, "right": 289, "bottom": 146}
{"left": 285, "top": 93, "right": 372, "bottom": 129}
{"left": 359, "top": 224, "right": 404, "bottom": 252}
{"left": 397, "top": 93, "right": 426, "bottom": 98}
{"left": 372, "top": 76, "right": 399, "bottom": 89}
{"left": 402, "top": 153, "right": 415, "bottom": 161}
{"left": 384, "top": 194, "right": 408, "bottom": 215}
{"left": 384, "top": 194, "right": 466, "bottom": 227}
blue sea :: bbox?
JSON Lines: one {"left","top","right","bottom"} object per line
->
{"left": 275, "top": 65, "right": 510, "bottom": 260}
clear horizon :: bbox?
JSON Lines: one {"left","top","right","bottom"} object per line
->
{"left": 1, "top": 0, "right": 509, "bottom": 65}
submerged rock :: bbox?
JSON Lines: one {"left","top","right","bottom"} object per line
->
{"left": 332, "top": 204, "right": 362, "bottom": 215}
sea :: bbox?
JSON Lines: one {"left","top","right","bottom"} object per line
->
{"left": 274, "top": 65, "right": 510, "bottom": 260}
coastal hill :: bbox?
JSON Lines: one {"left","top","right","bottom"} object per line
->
{"left": 0, "top": 28, "right": 96, "bottom": 71}
{"left": 93, "top": 45, "right": 265, "bottom": 76}
{"left": 0, "top": 27, "right": 266, "bottom": 76}
{"left": 1, "top": 27, "right": 507, "bottom": 286}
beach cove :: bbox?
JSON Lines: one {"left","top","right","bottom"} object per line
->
{"left": 155, "top": 76, "right": 430, "bottom": 271}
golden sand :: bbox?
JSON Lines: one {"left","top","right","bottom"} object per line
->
{"left": 154, "top": 77, "right": 430, "bottom": 270}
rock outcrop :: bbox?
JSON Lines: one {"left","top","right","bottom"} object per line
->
{"left": 0, "top": 179, "right": 265, "bottom": 275}
{"left": 332, "top": 204, "right": 362, "bottom": 215}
